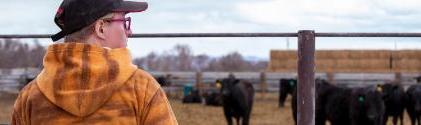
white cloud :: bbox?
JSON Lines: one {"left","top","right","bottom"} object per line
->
{"left": 235, "top": 0, "right": 421, "bottom": 32}
{"left": 0, "top": 0, "right": 60, "bottom": 34}
{"left": 1, "top": 0, "right": 421, "bottom": 59}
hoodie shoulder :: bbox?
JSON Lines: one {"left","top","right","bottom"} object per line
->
{"left": 11, "top": 80, "right": 38, "bottom": 125}
{"left": 15, "top": 80, "right": 38, "bottom": 103}
{"left": 128, "top": 69, "right": 178, "bottom": 125}
{"left": 130, "top": 69, "right": 162, "bottom": 102}
{"left": 133, "top": 69, "right": 161, "bottom": 89}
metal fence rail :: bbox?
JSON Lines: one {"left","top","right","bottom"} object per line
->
{"left": 2, "top": 32, "right": 421, "bottom": 39}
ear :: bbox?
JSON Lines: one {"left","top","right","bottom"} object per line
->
{"left": 376, "top": 84, "right": 383, "bottom": 93}
{"left": 94, "top": 20, "right": 107, "bottom": 40}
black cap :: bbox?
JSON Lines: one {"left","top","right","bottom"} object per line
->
{"left": 51, "top": 0, "right": 148, "bottom": 41}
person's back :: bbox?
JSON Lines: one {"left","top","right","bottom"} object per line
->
{"left": 11, "top": 0, "right": 178, "bottom": 124}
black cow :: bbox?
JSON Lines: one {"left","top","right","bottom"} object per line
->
{"left": 220, "top": 75, "right": 254, "bottom": 125}
{"left": 380, "top": 83, "right": 406, "bottom": 125}
{"left": 279, "top": 78, "right": 297, "bottom": 107}
{"left": 406, "top": 84, "right": 421, "bottom": 125}
{"left": 350, "top": 86, "right": 386, "bottom": 125}
{"left": 155, "top": 75, "right": 172, "bottom": 86}
{"left": 182, "top": 89, "right": 202, "bottom": 103}
{"left": 19, "top": 75, "right": 35, "bottom": 90}
{"left": 416, "top": 76, "right": 421, "bottom": 84}
{"left": 291, "top": 79, "right": 352, "bottom": 125}
{"left": 318, "top": 80, "right": 352, "bottom": 125}
{"left": 204, "top": 89, "right": 223, "bottom": 106}
{"left": 292, "top": 80, "right": 387, "bottom": 125}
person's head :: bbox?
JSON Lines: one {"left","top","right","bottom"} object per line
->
{"left": 51, "top": 0, "right": 148, "bottom": 49}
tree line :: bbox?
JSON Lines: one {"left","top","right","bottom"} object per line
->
{"left": 0, "top": 39, "right": 268, "bottom": 72}
{"left": 0, "top": 39, "right": 45, "bottom": 69}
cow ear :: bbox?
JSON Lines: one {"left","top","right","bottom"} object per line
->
{"left": 376, "top": 85, "right": 383, "bottom": 93}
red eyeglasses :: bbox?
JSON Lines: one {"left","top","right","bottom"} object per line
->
{"left": 103, "top": 17, "right": 131, "bottom": 30}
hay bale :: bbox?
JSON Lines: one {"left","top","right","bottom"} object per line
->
{"left": 396, "top": 50, "right": 421, "bottom": 59}
{"left": 270, "top": 50, "right": 421, "bottom": 73}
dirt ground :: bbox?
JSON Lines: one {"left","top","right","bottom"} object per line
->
{"left": 171, "top": 93, "right": 290, "bottom": 125}
{"left": 0, "top": 92, "right": 414, "bottom": 125}
{"left": 0, "top": 92, "right": 17, "bottom": 124}
{"left": 170, "top": 93, "right": 413, "bottom": 125}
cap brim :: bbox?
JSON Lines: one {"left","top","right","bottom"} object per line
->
{"left": 51, "top": 31, "right": 67, "bottom": 41}
{"left": 113, "top": 1, "right": 148, "bottom": 13}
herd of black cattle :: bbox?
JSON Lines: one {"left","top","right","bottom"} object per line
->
{"left": 176, "top": 74, "right": 421, "bottom": 125}
{"left": 281, "top": 78, "right": 421, "bottom": 125}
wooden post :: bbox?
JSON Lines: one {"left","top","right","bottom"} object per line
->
{"left": 395, "top": 72, "right": 402, "bottom": 84}
{"left": 327, "top": 72, "right": 335, "bottom": 84}
{"left": 297, "top": 30, "right": 315, "bottom": 125}
{"left": 260, "top": 72, "right": 267, "bottom": 97}
{"left": 196, "top": 72, "right": 203, "bottom": 93}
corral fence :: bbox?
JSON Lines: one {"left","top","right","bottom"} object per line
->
{"left": 1, "top": 69, "right": 420, "bottom": 93}
{"left": 2, "top": 31, "right": 421, "bottom": 125}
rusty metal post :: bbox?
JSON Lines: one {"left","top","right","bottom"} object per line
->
{"left": 297, "top": 30, "right": 315, "bottom": 125}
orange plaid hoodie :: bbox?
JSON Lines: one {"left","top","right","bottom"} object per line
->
{"left": 11, "top": 43, "right": 178, "bottom": 125}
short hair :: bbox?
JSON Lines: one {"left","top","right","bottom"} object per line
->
{"left": 65, "top": 13, "right": 115, "bottom": 42}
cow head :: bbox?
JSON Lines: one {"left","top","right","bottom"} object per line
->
{"left": 220, "top": 76, "right": 239, "bottom": 98}
{"left": 379, "top": 83, "right": 405, "bottom": 106}
{"left": 279, "top": 78, "right": 296, "bottom": 107}
{"left": 353, "top": 87, "right": 385, "bottom": 124}
{"left": 416, "top": 76, "right": 421, "bottom": 83}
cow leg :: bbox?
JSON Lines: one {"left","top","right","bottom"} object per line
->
{"left": 399, "top": 114, "right": 403, "bottom": 125}
{"left": 223, "top": 109, "right": 233, "bottom": 125}
{"left": 236, "top": 117, "right": 240, "bottom": 125}
{"left": 279, "top": 92, "right": 287, "bottom": 107}
{"left": 383, "top": 115, "right": 388, "bottom": 125}
{"left": 392, "top": 116, "right": 398, "bottom": 125}
{"left": 411, "top": 118, "right": 415, "bottom": 125}
{"left": 408, "top": 113, "right": 415, "bottom": 125}
{"left": 225, "top": 116, "right": 233, "bottom": 125}
{"left": 417, "top": 115, "right": 420, "bottom": 125}
{"left": 242, "top": 113, "right": 250, "bottom": 125}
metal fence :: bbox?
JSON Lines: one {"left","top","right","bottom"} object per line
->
{"left": 2, "top": 31, "right": 421, "bottom": 125}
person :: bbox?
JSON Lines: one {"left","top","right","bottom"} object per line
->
{"left": 11, "top": 0, "right": 178, "bottom": 124}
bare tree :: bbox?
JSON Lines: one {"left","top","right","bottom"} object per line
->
{"left": 192, "top": 54, "right": 209, "bottom": 72}
{"left": 218, "top": 52, "right": 249, "bottom": 71}
{"left": 174, "top": 44, "right": 193, "bottom": 71}
{"left": 131, "top": 44, "right": 267, "bottom": 72}
{"left": 28, "top": 39, "right": 45, "bottom": 68}
{"left": 145, "top": 52, "right": 158, "bottom": 70}
{"left": 0, "top": 39, "right": 46, "bottom": 69}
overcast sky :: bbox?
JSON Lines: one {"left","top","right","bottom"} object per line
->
{"left": 1, "top": 0, "right": 421, "bottom": 59}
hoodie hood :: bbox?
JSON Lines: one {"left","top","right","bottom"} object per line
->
{"left": 36, "top": 43, "right": 137, "bottom": 117}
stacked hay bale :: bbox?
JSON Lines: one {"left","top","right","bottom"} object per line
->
{"left": 268, "top": 50, "right": 421, "bottom": 73}
{"left": 394, "top": 50, "right": 421, "bottom": 72}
